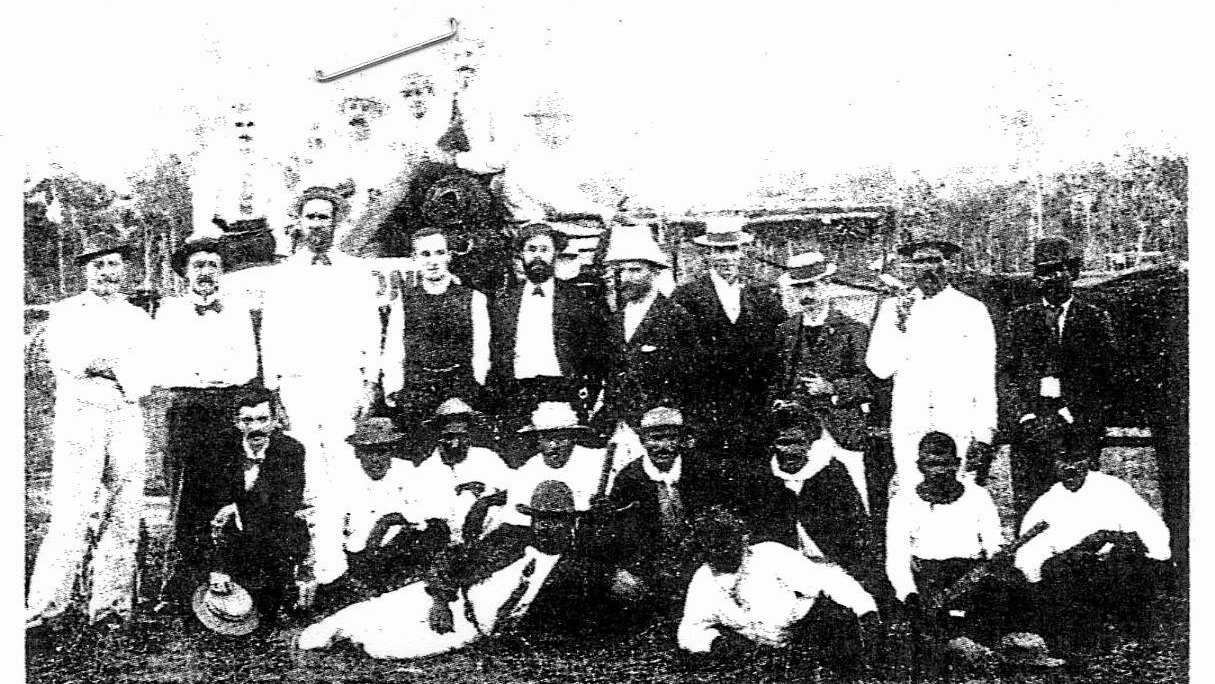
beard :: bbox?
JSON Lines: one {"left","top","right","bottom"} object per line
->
{"left": 523, "top": 258, "right": 554, "bottom": 283}
{"left": 618, "top": 280, "right": 650, "bottom": 303}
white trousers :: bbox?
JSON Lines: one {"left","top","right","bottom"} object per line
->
{"left": 26, "top": 394, "right": 146, "bottom": 624}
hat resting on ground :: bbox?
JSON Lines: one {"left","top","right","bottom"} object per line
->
{"left": 517, "top": 402, "right": 589, "bottom": 434}
{"left": 692, "top": 215, "right": 754, "bottom": 247}
{"left": 603, "top": 225, "right": 671, "bottom": 269}
{"left": 516, "top": 479, "right": 578, "bottom": 518}
{"left": 783, "top": 250, "right": 838, "bottom": 285}
{"left": 192, "top": 581, "right": 259, "bottom": 636}
{"left": 75, "top": 228, "right": 136, "bottom": 266}
{"left": 346, "top": 416, "right": 406, "bottom": 447}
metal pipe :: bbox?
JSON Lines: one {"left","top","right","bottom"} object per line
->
{"left": 315, "top": 18, "right": 459, "bottom": 83}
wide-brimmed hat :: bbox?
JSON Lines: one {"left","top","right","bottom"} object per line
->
{"left": 692, "top": 215, "right": 754, "bottom": 247}
{"left": 171, "top": 236, "right": 230, "bottom": 277}
{"left": 996, "top": 632, "right": 1065, "bottom": 668}
{"left": 516, "top": 479, "right": 578, "bottom": 518}
{"left": 1033, "top": 236, "right": 1082, "bottom": 270}
{"left": 424, "top": 398, "right": 481, "bottom": 434}
{"left": 346, "top": 416, "right": 406, "bottom": 447}
{"left": 896, "top": 226, "right": 962, "bottom": 259}
{"left": 639, "top": 406, "right": 684, "bottom": 433}
{"left": 75, "top": 228, "right": 136, "bottom": 266}
{"left": 783, "top": 250, "right": 838, "bottom": 285}
{"left": 517, "top": 402, "right": 589, "bottom": 434}
{"left": 192, "top": 581, "right": 260, "bottom": 636}
{"left": 603, "top": 225, "right": 670, "bottom": 269}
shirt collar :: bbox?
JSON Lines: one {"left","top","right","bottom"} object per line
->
{"left": 801, "top": 307, "right": 830, "bottom": 328}
{"left": 641, "top": 452, "right": 682, "bottom": 485}
{"left": 420, "top": 273, "right": 460, "bottom": 295}
{"left": 242, "top": 438, "right": 268, "bottom": 464}
{"left": 1041, "top": 297, "right": 1073, "bottom": 315}
{"left": 524, "top": 278, "right": 555, "bottom": 298}
{"left": 709, "top": 269, "right": 741, "bottom": 292}
{"left": 769, "top": 436, "right": 834, "bottom": 485}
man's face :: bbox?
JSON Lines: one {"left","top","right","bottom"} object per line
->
{"left": 186, "top": 251, "right": 222, "bottom": 298}
{"left": 902, "top": 247, "right": 949, "bottom": 293}
{"left": 401, "top": 75, "right": 434, "bottom": 120}
{"left": 772, "top": 427, "right": 814, "bottom": 474}
{"left": 616, "top": 261, "right": 656, "bottom": 303}
{"left": 790, "top": 279, "right": 833, "bottom": 318}
{"left": 708, "top": 245, "right": 742, "bottom": 282}
{"left": 357, "top": 446, "right": 393, "bottom": 480}
{"left": 916, "top": 447, "right": 961, "bottom": 483}
{"left": 531, "top": 514, "right": 576, "bottom": 554}
{"left": 85, "top": 252, "right": 126, "bottom": 297}
{"left": 413, "top": 233, "right": 452, "bottom": 283}
{"left": 437, "top": 425, "right": 470, "bottom": 465}
{"left": 538, "top": 431, "right": 576, "bottom": 468}
{"left": 520, "top": 234, "right": 556, "bottom": 284}
{"left": 299, "top": 198, "right": 337, "bottom": 253}
{"left": 706, "top": 531, "right": 747, "bottom": 575}
{"left": 641, "top": 427, "right": 684, "bottom": 472}
{"left": 234, "top": 401, "right": 276, "bottom": 451}
{"left": 1034, "top": 262, "right": 1074, "bottom": 306}
{"left": 1054, "top": 453, "right": 1089, "bottom": 492}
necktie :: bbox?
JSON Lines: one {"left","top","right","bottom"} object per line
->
{"left": 1044, "top": 305, "right": 1063, "bottom": 338}
{"left": 656, "top": 484, "right": 684, "bottom": 544}
{"left": 311, "top": 252, "right": 332, "bottom": 266}
{"left": 494, "top": 557, "right": 537, "bottom": 631}
{"left": 195, "top": 299, "right": 224, "bottom": 316}
{"left": 532, "top": 284, "right": 545, "bottom": 297}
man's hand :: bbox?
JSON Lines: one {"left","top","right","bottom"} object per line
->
{"left": 455, "top": 481, "right": 487, "bottom": 497}
{"left": 798, "top": 375, "right": 836, "bottom": 397}
{"left": 211, "top": 503, "right": 240, "bottom": 537}
{"left": 428, "top": 599, "right": 455, "bottom": 634}
{"left": 209, "top": 572, "right": 233, "bottom": 594}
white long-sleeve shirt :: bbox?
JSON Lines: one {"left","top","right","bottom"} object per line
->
{"left": 44, "top": 292, "right": 154, "bottom": 405}
{"left": 152, "top": 291, "right": 259, "bottom": 388}
{"left": 885, "top": 479, "right": 1005, "bottom": 600}
{"left": 1015, "top": 471, "right": 1171, "bottom": 583}
{"left": 866, "top": 286, "right": 996, "bottom": 473}
{"left": 343, "top": 461, "right": 414, "bottom": 554}
{"left": 491, "top": 445, "right": 606, "bottom": 530}
{"left": 678, "top": 542, "right": 877, "bottom": 652}
{"left": 408, "top": 447, "right": 511, "bottom": 543}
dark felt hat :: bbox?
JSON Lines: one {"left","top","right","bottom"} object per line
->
{"left": 896, "top": 227, "right": 962, "bottom": 259}
{"left": 516, "top": 479, "right": 578, "bottom": 518}
{"left": 1033, "top": 236, "right": 1082, "bottom": 269}
{"left": 75, "top": 228, "right": 136, "bottom": 266}
{"left": 171, "top": 236, "right": 229, "bottom": 277}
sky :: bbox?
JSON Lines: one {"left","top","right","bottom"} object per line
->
{"left": 10, "top": 0, "right": 1198, "bottom": 214}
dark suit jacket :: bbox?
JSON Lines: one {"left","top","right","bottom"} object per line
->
{"left": 671, "top": 275, "right": 784, "bottom": 427}
{"left": 601, "top": 458, "right": 713, "bottom": 575}
{"left": 488, "top": 279, "right": 611, "bottom": 398}
{"left": 752, "top": 461, "right": 870, "bottom": 582}
{"left": 601, "top": 294, "right": 695, "bottom": 427}
{"left": 212, "top": 432, "right": 308, "bottom": 571}
{"left": 772, "top": 310, "right": 875, "bottom": 450}
{"left": 1002, "top": 297, "right": 1118, "bottom": 439}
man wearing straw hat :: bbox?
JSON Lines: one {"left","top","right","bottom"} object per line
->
{"left": 865, "top": 229, "right": 996, "bottom": 488}
{"left": 27, "top": 227, "right": 155, "bottom": 632}
{"left": 152, "top": 234, "right": 262, "bottom": 610}
{"left": 672, "top": 216, "right": 784, "bottom": 488}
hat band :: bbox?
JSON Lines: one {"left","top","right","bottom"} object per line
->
{"left": 787, "top": 264, "right": 831, "bottom": 281}
{"left": 704, "top": 231, "right": 745, "bottom": 244}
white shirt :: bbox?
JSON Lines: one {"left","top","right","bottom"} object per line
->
{"left": 492, "top": 445, "right": 605, "bottom": 529}
{"left": 708, "top": 270, "right": 742, "bottom": 324}
{"left": 382, "top": 274, "right": 491, "bottom": 398}
{"left": 344, "top": 460, "right": 413, "bottom": 554}
{"left": 1015, "top": 471, "right": 1171, "bottom": 583}
{"left": 885, "top": 479, "right": 1005, "bottom": 600}
{"left": 242, "top": 439, "right": 268, "bottom": 491}
{"left": 44, "top": 291, "right": 154, "bottom": 406}
{"left": 153, "top": 290, "right": 259, "bottom": 388}
{"left": 410, "top": 447, "right": 510, "bottom": 543}
{"left": 1041, "top": 297, "right": 1073, "bottom": 338}
{"left": 678, "top": 542, "right": 877, "bottom": 652}
{"left": 513, "top": 279, "right": 562, "bottom": 379}
{"left": 622, "top": 288, "right": 659, "bottom": 343}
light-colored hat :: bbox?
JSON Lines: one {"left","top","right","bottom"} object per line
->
{"left": 517, "top": 401, "right": 589, "bottom": 434}
{"left": 784, "top": 251, "right": 838, "bottom": 285}
{"left": 346, "top": 417, "right": 406, "bottom": 447}
{"left": 996, "top": 632, "right": 1065, "bottom": 668}
{"left": 603, "top": 226, "right": 671, "bottom": 269}
{"left": 192, "top": 582, "right": 260, "bottom": 636}
{"left": 425, "top": 397, "right": 481, "bottom": 433}
{"left": 692, "top": 215, "right": 754, "bottom": 247}
{"left": 639, "top": 406, "right": 684, "bottom": 432}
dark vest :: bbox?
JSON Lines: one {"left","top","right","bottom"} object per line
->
{"left": 401, "top": 283, "right": 475, "bottom": 372}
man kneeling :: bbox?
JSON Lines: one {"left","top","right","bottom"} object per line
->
{"left": 677, "top": 507, "right": 882, "bottom": 674}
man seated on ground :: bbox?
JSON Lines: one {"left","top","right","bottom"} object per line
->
{"left": 601, "top": 406, "right": 715, "bottom": 618}
{"left": 752, "top": 403, "right": 873, "bottom": 591}
{"left": 485, "top": 402, "right": 606, "bottom": 539}
{"left": 298, "top": 480, "right": 636, "bottom": 658}
{"left": 411, "top": 398, "right": 511, "bottom": 544}
{"left": 207, "top": 388, "right": 311, "bottom": 630}
{"left": 1015, "top": 435, "right": 1171, "bottom": 657}
{"left": 885, "top": 432, "right": 1038, "bottom": 669}
{"left": 677, "top": 507, "right": 882, "bottom": 676}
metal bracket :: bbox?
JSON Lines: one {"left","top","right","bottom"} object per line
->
{"left": 315, "top": 18, "right": 459, "bottom": 83}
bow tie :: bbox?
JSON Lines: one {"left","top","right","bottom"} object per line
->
{"left": 311, "top": 252, "right": 332, "bottom": 266}
{"left": 195, "top": 299, "right": 223, "bottom": 316}
{"left": 531, "top": 284, "right": 545, "bottom": 297}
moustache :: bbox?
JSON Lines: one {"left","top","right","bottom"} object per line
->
{"left": 248, "top": 430, "right": 268, "bottom": 440}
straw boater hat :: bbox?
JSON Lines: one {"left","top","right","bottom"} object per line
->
{"left": 1032, "top": 236, "right": 1083, "bottom": 271}
{"left": 603, "top": 226, "right": 671, "bottom": 269}
{"left": 75, "top": 228, "right": 136, "bottom": 266}
{"left": 424, "top": 398, "right": 482, "bottom": 433}
{"left": 346, "top": 416, "right": 407, "bottom": 448}
{"left": 692, "top": 215, "right": 754, "bottom": 247}
{"left": 170, "top": 235, "right": 230, "bottom": 277}
{"left": 517, "top": 402, "right": 589, "bottom": 434}
{"left": 516, "top": 479, "right": 579, "bottom": 518}
{"left": 638, "top": 406, "right": 684, "bottom": 433}
{"left": 783, "top": 250, "right": 838, "bottom": 285}
{"left": 192, "top": 581, "right": 260, "bottom": 636}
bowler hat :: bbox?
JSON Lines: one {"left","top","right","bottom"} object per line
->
{"left": 171, "top": 236, "right": 229, "bottom": 277}
{"left": 692, "top": 215, "right": 754, "bottom": 247}
{"left": 516, "top": 479, "right": 578, "bottom": 518}
{"left": 191, "top": 581, "right": 260, "bottom": 636}
{"left": 896, "top": 226, "right": 962, "bottom": 259}
{"left": 75, "top": 228, "right": 135, "bottom": 266}
{"left": 1033, "top": 236, "right": 1082, "bottom": 270}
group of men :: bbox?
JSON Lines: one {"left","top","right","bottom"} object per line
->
{"left": 26, "top": 181, "right": 1177, "bottom": 676}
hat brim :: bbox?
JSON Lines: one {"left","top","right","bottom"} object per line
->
{"left": 516, "top": 424, "right": 590, "bottom": 435}
{"left": 516, "top": 503, "right": 580, "bottom": 518}
{"left": 692, "top": 232, "right": 755, "bottom": 247}
{"left": 896, "top": 240, "right": 962, "bottom": 258}
{"left": 171, "top": 238, "right": 230, "bottom": 277}
{"left": 346, "top": 434, "right": 406, "bottom": 447}
{"left": 423, "top": 410, "right": 484, "bottom": 430}
{"left": 1000, "top": 653, "right": 1065, "bottom": 668}
{"left": 75, "top": 243, "right": 136, "bottom": 267}
{"left": 785, "top": 262, "right": 839, "bottom": 285}
{"left": 191, "top": 583, "right": 260, "bottom": 636}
